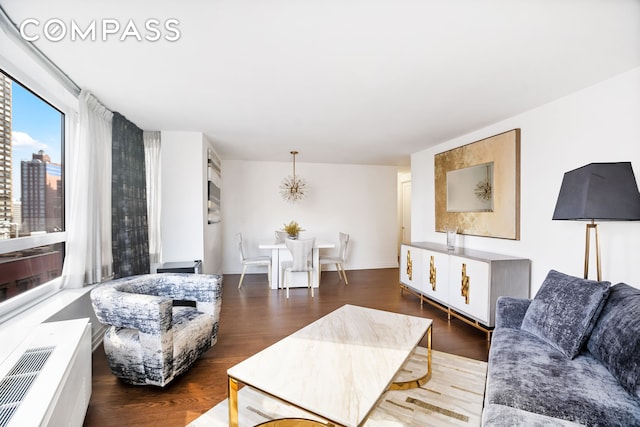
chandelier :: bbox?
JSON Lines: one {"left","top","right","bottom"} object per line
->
{"left": 280, "top": 150, "right": 307, "bottom": 202}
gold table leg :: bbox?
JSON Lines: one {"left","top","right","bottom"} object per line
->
{"left": 257, "top": 419, "right": 331, "bottom": 426}
{"left": 388, "top": 324, "right": 432, "bottom": 390}
{"left": 227, "top": 377, "right": 331, "bottom": 427}
{"left": 228, "top": 377, "right": 239, "bottom": 427}
{"left": 427, "top": 324, "right": 432, "bottom": 380}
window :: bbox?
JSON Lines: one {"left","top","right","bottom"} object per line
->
{"left": 0, "top": 70, "right": 65, "bottom": 305}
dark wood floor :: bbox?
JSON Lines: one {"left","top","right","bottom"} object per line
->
{"left": 84, "top": 268, "right": 490, "bottom": 427}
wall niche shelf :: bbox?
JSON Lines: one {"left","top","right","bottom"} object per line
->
{"left": 207, "top": 148, "right": 221, "bottom": 225}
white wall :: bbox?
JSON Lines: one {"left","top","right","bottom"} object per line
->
{"left": 221, "top": 160, "right": 398, "bottom": 274}
{"left": 160, "top": 131, "right": 221, "bottom": 274}
{"left": 412, "top": 67, "right": 640, "bottom": 295}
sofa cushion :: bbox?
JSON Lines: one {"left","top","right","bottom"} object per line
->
{"left": 521, "top": 270, "right": 610, "bottom": 359}
{"left": 485, "top": 327, "right": 640, "bottom": 426}
{"left": 494, "top": 296, "right": 531, "bottom": 329}
{"left": 482, "top": 403, "right": 582, "bottom": 427}
{"left": 587, "top": 283, "right": 640, "bottom": 399}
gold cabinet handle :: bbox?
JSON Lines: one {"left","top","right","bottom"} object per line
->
{"left": 429, "top": 256, "right": 436, "bottom": 291}
{"left": 461, "top": 263, "right": 470, "bottom": 304}
{"left": 406, "top": 250, "right": 413, "bottom": 281}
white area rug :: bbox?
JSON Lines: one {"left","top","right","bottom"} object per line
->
{"left": 188, "top": 348, "right": 487, "bottom": 427}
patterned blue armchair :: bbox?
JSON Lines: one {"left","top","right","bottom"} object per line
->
{"left": 90, "top": 273, "right": 223, "bottom": 387}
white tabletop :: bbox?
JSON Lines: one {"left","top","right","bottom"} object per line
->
{"left": 227, "top": 304, "right": 432, "bottom": 426}
{"left": 258, "top": 240, "right": 335, "bottom": 249}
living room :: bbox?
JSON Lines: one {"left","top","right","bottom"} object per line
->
{"left": 0, "top": 1, "right": 639, "bottom": 426}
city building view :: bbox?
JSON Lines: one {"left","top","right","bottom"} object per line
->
{"left": 21, "top": 150, "right": 63, "bottom": 234}
{"left": 0, "top": 71, "right": 64, "bottom": 303}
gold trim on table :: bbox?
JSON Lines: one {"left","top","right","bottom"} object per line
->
{"left": 389, "top": 325, "right": 432, "bottom": 390}
{"left": 256, "top": 419, "right": 333, "bottom": 427}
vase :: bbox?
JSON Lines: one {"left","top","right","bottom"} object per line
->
{"left": 445, "top": 227, "right": 457, "bottom": 250}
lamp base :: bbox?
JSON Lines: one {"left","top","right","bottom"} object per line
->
{"left": 584, "top": 221, "right": 602, "bottom": 281}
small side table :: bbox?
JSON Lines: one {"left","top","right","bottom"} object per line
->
{"left": 157, "top": 260, "right": 202, "bottom": 274}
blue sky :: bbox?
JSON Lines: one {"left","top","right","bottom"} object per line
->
{"left": 10, "top": 80, "right": 63, "bottom": 202}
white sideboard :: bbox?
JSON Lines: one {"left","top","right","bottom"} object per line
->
{"left": 400, "top": 242, "right": 530, "bottom": 339}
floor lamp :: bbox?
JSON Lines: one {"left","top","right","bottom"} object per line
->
{"left": 552, "top": 162, "right": 640, "bottom": 281}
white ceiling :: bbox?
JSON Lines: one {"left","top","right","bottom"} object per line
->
{"left": 2, "top": 0, "right": 640, "bottom": 166}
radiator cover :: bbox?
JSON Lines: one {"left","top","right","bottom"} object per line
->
{"left": 0, "top": 318, "right": 91, "bottom": 427}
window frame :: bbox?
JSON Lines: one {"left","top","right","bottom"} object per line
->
{"left": 0, "top": 50, "right": 76, "bottom": 321}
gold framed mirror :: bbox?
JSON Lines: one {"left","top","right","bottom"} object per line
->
{"left": 435, "top": 129, "right": 520, "bottom": 240}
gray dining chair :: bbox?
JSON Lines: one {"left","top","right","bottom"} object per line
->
{"left": 319, "top": 232, "right": 349, "bottom": 284}
{"left": 281, "top": 238, "right": 315, "bottom": 298}
{"left": 237, "top": 233, "right": 272, "bottom": 288}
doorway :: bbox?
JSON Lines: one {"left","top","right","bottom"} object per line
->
{"left": 401, "top": 180, "right": 411, "bottom": 244}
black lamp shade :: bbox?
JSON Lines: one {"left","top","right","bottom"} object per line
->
{"left": 553, "top": 162, "right": 640, "bottom": 221}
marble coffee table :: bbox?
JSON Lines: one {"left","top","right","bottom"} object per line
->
{"left": 227, "top": 304, "right": 432, "bottom": 426}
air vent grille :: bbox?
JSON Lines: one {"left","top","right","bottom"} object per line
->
{"left": 0, "top": 346, "right": 54, "bottom": 427}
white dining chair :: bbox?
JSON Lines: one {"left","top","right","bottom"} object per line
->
{"left": 319, "top": 232, "right": 349, "bottom": 285}
{"left": 237, "top": 233, "right": 272, "bottom": 288}
{"left": 281, "top": 238, "right": 315, "bottom": 298}
{"left": 275, "top": 230, "right": 288, "bottom": 243}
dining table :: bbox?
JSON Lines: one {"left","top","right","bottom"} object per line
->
{"left": 258, "top": 240, "right": 335, "bottom": 290}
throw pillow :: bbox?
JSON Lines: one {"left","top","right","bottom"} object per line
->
{"left": 521, "top": 269, "right": 610, "bottom": 359}
{"left": 587, "top": 283, "right": 640, "bottom": 398}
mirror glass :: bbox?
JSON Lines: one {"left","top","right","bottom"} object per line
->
{"left": 446, "top": 162, "right": 494, "bottom": 212}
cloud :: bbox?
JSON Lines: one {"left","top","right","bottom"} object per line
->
{"left": 11, "top": 131, "right": 49, "bottom": 151}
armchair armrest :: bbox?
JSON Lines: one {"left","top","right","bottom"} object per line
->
{"left": 152, "top": 273, "right": 223, "bottom": 317}
{"left": 495, "top": 296, "right": 531, "bottom": 329}
{"left": 161, "top": 274, "right": 223, "bottom": 302}
{"left": 90, "top": 273, "right": 224, "bottom": 331}
{"left": 91, "top": 286, "right": 173, "bottom": 334}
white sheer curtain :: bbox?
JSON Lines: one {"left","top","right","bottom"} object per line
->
{"left": 61, "top": 90, "right": 113, "bottom": 287}
{"left": 143, "top": 131, "right": 162, "bottom": 267}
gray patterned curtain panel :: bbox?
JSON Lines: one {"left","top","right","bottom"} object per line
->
{"left": 112, "top": 112, "right": 150, "bottom": 278}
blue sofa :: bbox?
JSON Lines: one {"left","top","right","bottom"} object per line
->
{"left": 482, "top": 270, "right": 640, "bottom": 426}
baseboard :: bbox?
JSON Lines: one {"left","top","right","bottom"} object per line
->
{"left": 92, "top": 324, "right": 107, "bottom": 351}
